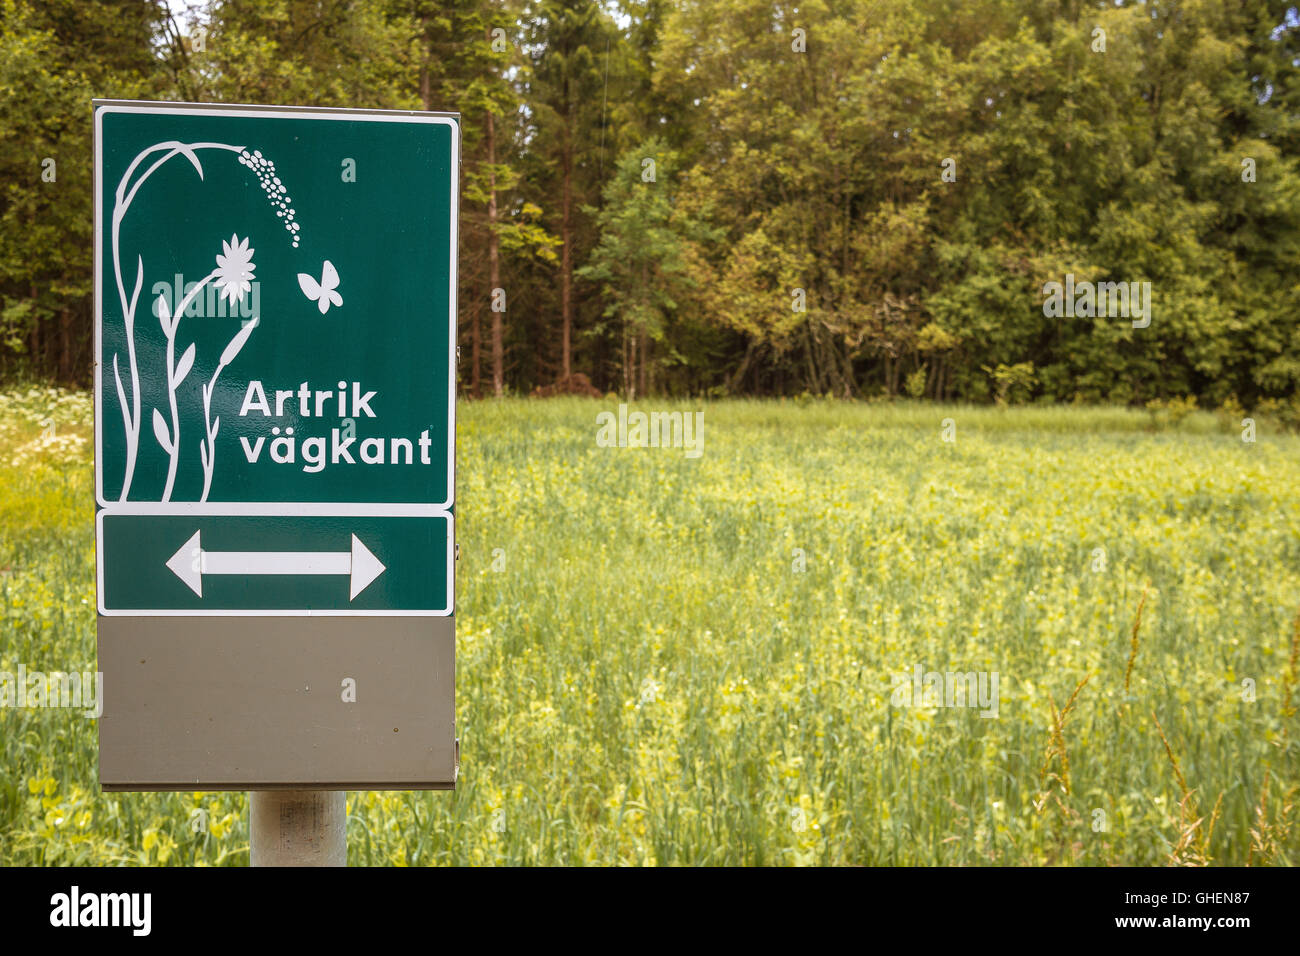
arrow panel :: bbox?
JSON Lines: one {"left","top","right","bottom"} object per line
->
{"left": 98, "top": 513, "right": 451, "bottom": 615}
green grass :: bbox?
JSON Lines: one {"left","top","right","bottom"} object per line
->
{"left": 1, "top": 389, "right": 1298, "bottom": 864}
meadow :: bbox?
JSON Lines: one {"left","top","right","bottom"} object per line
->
{"left": 1, "top": 387, "right": 1297, "bottom": 865}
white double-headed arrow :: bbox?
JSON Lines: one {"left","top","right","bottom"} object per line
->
{"left": 166, "top": 531, "right": 386, "bottom": 600}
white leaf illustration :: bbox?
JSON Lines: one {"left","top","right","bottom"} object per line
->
{"left": 176, "top": 145, "right": 205, "bottom": 181}
{"left": 130, "top": 256, "right": 144, "bottom": 321}
{"left": 112, "top": 354, "right": 129, "bottom": 439}
{"left": 152, "top": 407, "right": 173, "bottom": 455}
{"left": 173, "top": 342, "right": 195, "bottom": 388}
{"left": 157, "top": 294, "right": 172, "bottom": 336}
{"left": 220, "top": 321, "right": 257, "bottom": 367}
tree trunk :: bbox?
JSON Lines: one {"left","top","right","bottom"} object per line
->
{"left": 59, "top": 309, "right": 72, "bottom": 383}
{"left": 815, "top": 323, "right": 846, "bottom": 397}
{"left": 638, "top": 326, "right": 648, "bottom": 398}
{"left": 560, "top": 128, "right": 573, "bottom": 381}
{"left": 29, "top": 316, "right": 41, "bottom": 376}
{"left": 471, "top": 303, "right": 481, "bottom": 397}
{"left": 624, "top": 327, "right": 634, "bottom": 398}
{"left": 833, "top": 334, "right": 857, "bottom": 398}
{"left": 728, "top": 339, "right": 757, "bottom": 394}
{"left": 802, "top": 324, "right": 821, "bottom": 392}
{"left": 488, "top": 110, "right": 503, "bottom": 398}
{"left": 419, "top": 17, "right": 431, "bottom": 110}
{"left": 637, "top": 261, "right": 649, "bottom": 397}
{"left": 622, "top": 321, "right": 631, "bottom": 398}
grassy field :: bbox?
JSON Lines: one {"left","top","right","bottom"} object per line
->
{"left": 1, "top": 387, "right": 1297, "bottom": 865}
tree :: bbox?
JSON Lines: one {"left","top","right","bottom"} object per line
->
{"left": 181, "top": 0, "right": 419, "bottom": 107}
{"left": 578, "top": 137, "right": 712, "bottom": 396}
{"left": 524, "top": 0, "right": 617, "bottom": 384}
{"left": 0, "top": 0, "right": 166, "bottom": 383}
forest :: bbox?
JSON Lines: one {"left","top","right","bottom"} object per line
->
{"left": 3, "top": 0, "right": 1300, "bottom": 405}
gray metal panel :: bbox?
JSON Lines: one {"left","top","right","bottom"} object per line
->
{"left": 97, "top": 615, "right": 455, "bottom": 790}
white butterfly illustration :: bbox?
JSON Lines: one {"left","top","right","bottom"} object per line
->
{"left": 297, "top": 259, "right": 342, "bottom": 314}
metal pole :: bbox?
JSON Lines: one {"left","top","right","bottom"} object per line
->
{"left": 250, "top": 791, "right": 347, "bottom": 866}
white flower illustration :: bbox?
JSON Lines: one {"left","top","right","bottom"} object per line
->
{"left": 215, "top": 234, "right": 256, "bottom": 306}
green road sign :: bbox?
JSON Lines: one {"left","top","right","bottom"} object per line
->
{"left": 93, "top": 101, "right": 457, "bottom": 616}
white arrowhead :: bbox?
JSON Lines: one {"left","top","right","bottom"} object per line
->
{"left": 167, "top": 530, "right": 203, "bottom": 597}
{"left": 163, "top": 530, "right": 385, "bottom": 600}
{"left": 350, "top": 534, "right": 385, "bottom": 599}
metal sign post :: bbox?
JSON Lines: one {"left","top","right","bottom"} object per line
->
{"left": 92, "top": 101, "right": 459, "bottom": 863}
{"left": 250, "top": 791, "right": 347, "bottom": 867}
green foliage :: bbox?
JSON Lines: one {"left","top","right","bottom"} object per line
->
{"left": 983, "top": 362, "right": 1037, "bottom": 406}
{"left": 1146, "top": 395, "right": 1199, "bottom": 428}
{"left": 651, "top": 0, "right": 1300, "bottom": 400}
{"left": 577, "top": 137, "right": 718, "bottom": 390}
{"left": 7, "top": 0, "right": 1300, "bottom": 398}
{"left": 185, "top": 0, "right": 421, "bottom": 107}
{"left": 904, "top": 367, "right": 926, "bottom": 399}
{"left": 0, "top": 0, "right": 161, "bottom": 374}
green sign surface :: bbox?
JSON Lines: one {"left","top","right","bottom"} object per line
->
{"left": 98, "top": 513, "right": 451, "bottom": 614}
{"left": 94, "top": 101, "right": 457, "bottom": 615}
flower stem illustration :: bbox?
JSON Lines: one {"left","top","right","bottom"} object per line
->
{"left": 152, "top": 273, "right": 211, "bottom": 501}
{"left": 150, "top": 233, "right": 258, "bottom": 502}
{"left": 111, "top": 139, "right": 301, "bottom": 503}
{"left": 111, "top": 140, "right": 243, "bottom": 501}
{"left": 195, "top": 234, "right": 260, "bottom": 502}
{"left": 201, "top": 319, "right": 258, "bottom": 502}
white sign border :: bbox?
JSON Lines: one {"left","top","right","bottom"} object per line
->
{"left": 92, "top": 100, "right": 459, "bottom": 516}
